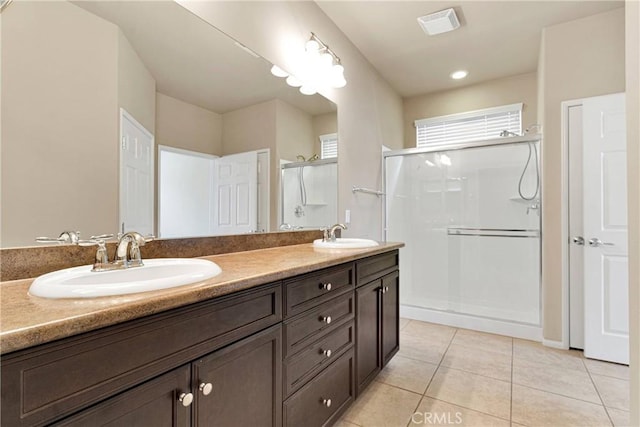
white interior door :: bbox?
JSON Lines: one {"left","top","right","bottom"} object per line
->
{"left": 212, "top": 151, "right": 258, "bottom": 235}
{"left": 158, "top": 146, "right": 217, "bottom": 238}
{"left": 120, "top": 109, "right": 154, "bottom": 236}
{"left": 583, "top": 92, "right": 629, "bottom": 364}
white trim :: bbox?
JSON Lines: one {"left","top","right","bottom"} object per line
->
{"left": 256, "top": 148, "right": 271, "bottom": 232}
{"left": 400, "top": 304, "right": 543, "bottom": 342}
{"left": 560, "top": 98, "right": 585, "bottom": 350}
{"left": 414, "top": 102, "right": 523, "bottom": 127}
{"left": 543, "top": 339, "right": 568, "bottom": 350}
{"left": 119, "top": 108, "right": 155, "bottom": 235}
{"left": 158, "top": 144, "right": 219, "bottom": 160}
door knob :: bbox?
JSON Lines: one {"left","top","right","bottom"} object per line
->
{"left": 199, "top": 382, "right": 213, "bottom": 396}
{"left": 588, "top": 238, "right": 614, "bottom": 247}
{"left": 572, "top": 236, "right": 585, "bottom": 245}
{"left": 178, "top": 392, "right": 194, "bottom": 407}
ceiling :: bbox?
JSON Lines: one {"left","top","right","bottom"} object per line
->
{"left": 316, "top": 1, "right": 624, "bottom": 97}
{"left": 73, "top": 1, "right": 336, "bottom": 115}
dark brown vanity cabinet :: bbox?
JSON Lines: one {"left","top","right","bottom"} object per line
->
{"left": 355, "top": 252, "right": 400, "bottom": 395}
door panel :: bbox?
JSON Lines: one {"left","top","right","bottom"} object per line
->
{"left": 356, "top": 280, "right": 381, "bottom": 394}
{"left": 583, "top": 92, "right": 628, "bottom": 364}
{"left": 212, "top": 151, "right": 257, "bottom": 235}
{"left": 381, "top": 272, "right": 399, "bottom": 366}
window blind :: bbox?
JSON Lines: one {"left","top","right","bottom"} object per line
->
{"left": 320, "top": 133, "right": 338, "bottom": 159}
{"left": 415, "top": 103, "right": 522, "bottom": 147}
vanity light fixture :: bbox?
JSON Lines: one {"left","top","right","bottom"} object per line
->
{"left": 270, "top": 33, "right": 347, "bottom": 95}
{"left": 450, "top": 70, "right": 468, "bottom": 80}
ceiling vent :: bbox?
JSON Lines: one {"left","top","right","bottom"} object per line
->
{"left": 417, "top": 8, "right": 460, "bottom": 36}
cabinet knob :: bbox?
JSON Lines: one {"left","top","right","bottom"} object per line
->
{"left": 380, "top": 286, "right": 389, "bottom": 294}
{"left": 322, "top": 398, "right": 332, "bottom": 408}
{"left": 320, "top": 282, "right": 332, "bottom": 291}
{"left": 178, "top": 392, "right": 194, "bottom": 407}
{"left": 321, "top": 348, "right": 332, "bottom": 358}
{"left": 320, "top": 315, "right": 332, "bottom": 324}
{"left": 199, "top": 382, "right": 213, "bottom": 396}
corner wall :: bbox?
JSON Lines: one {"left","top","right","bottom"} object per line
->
{"left": 176, "top": 0, "right": 404, "bottom": 240}
{"left": 538, "top": 8, "right": 626, "bottom": 342}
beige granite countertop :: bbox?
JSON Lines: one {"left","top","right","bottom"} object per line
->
{"left": 0, "top": 242, "right": 403, "bottom": 354}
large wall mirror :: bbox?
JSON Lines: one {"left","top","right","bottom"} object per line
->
{"left": 1, "top": 0, "right": 338, "bottom": 248}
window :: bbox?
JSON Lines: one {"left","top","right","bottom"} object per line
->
{"left": 320, "top": 133, "right": 338, "bottom": 159}
{"left": 415, "top": 103, "right": 522, "bottom": 147}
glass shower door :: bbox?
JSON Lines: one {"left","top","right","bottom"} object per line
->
{"left": 385, "top": 142, "right": 541, "bottom": 325}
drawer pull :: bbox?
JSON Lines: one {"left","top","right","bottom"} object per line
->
{"left": 178, "top": 392, "right": 194, "bottom": 407}
{"left": 199, "top": 382, "right": 213, "bottom": 396}
{"left": 322, "top": 398, "right": 332, "bottom": 408}
{"left": 320, "top": 315, "right": 332, "bottom": 324}
{"left": 320, "top": 282, "right": 332, "bottom": 291}
{"left": 321, "top": 348, "right": 332, "bottom": 358}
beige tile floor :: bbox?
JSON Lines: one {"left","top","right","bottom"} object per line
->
{"left": 339, "top": 319, "right": 631, "bottom": 427}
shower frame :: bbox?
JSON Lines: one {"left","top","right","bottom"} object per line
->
{"left": 382, "top": 134, "right": 544, "bottom": 340}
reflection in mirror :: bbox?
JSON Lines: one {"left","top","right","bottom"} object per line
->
{"left": 1, "top": 0, "right": 337, "bottom": 248}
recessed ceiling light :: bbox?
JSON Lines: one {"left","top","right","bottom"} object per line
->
{"left": 450, "top": 70, "right": 468, "bottom": 80}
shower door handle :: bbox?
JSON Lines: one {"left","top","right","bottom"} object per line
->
{"left": 572, "top": 236, "right": 584, "bottom": 246}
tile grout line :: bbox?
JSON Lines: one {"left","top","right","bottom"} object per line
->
{"left": 583, "top": 358, "right": 616, "bottom": 426}
{"left": 513, "top": 381, "right": 612, "bottom": 408}
{"left": 426, "top": 395, "right": 512, "bottom": 423}
{"left": 510, "top": 337, "right": 514, "bottom": 427}
{"left": 405, "top": 326, "right": 459, "bottom": 427}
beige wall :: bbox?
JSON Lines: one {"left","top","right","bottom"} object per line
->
{"left": 0, "top": 1, "right": 119, "bottom": 247}
{"left": 539, "top": 8, "right": 626, "bottom": 342}
{"left": 625, "top": 1, "right": 640, "bottom": 423}
{"left": 312, "top": 112, "right": 338, "bottom": 154}
{"left": 275, "top": 99, "right": 315, "bottom": 162}
{"left": 156, "top": 93, "right": 222, "bottom": 155}
{"left": 118, "top": 31, "right": 156, "bottom": 134}
{"left": 403, "top": 72, "right": 538, "bottom": 148}
{"left": 178, "top": 0, "right": 404, "bottom": 239}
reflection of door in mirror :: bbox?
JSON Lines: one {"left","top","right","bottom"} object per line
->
{"left": 120, "top": 109, "right": 154, "bottom": 236}
{"left": 159, "top": 148, "right": 267, "bottom": 238}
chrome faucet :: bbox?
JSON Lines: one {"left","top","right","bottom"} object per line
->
{"left": 36, "top": 230, "right": 81, "bottom": 244}
{"left": 324, "top": 223, "right": 347, "bottom": 242}
{"left": 115, "top": 232, "right": 150, "bottom": 268}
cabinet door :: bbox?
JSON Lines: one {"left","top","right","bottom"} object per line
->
{"left": 193, "top": 324, "right": 282, "bottom": 427}
{"left": 355, "top": 279, "right": 381, "bottom": 395}
{"left": 381, "top": 271, "right": 400, "bottom": 366}
{"left": 55, "top": 366, "right": 191, "bottom": 427}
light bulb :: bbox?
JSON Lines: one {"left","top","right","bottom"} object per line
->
{"left": 270, "top": 65, "right": 289, "bottom": 78}
{"left": 286, "top": 75, "right": 302, "bottom": 87}
{"left": 330, "top": 64, "right": 346, "bottom": 88}
{"left": 319, "top": 52, "right": 334, "bottom": 70}
{"left": 299, "top": 85, "right": 317, "bottom": 95}
{"left": 305, "top": 39, "right": 320, "bottom": 53}
{"left": 450, "top": 70, "right": 468, "bottom": 80}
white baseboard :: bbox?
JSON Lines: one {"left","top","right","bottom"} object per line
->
{"left": 542, "top": 339, "right": 569, "bottom": 350}
{"left": 400, "top": 305, "right": 543, "bottom": 342}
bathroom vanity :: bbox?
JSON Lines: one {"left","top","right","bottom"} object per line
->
{"left": 0, "top": 244, "right": 401, "bottom": 427}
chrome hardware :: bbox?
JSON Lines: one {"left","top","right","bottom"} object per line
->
{"left": 78, "top": 237, "right": 111, "bottom": 272}
{"left": 572, "top": 236, "right": 585, "bottom": 246}
{"left": 199, "top": 382, "right": 213, "bottom": 396}
{"left": 320, "top": 315, "right": 332, "bottom": 324}
{"left": 178, "top": 392, "right": 194, "bottom": 407}
{"left": 327, "top": 223, "right": 347, "bottom": 242}
{"left": 320, "top": 282, "right": 332, "bottom": 291}
{"left": 380, "top": 286, "right": 389, "bottom": 294}
{"left": 36, "top": 230, "right": 81, "bottom": 245}
{"left": 322, "top": 398, "right": 332, "bottom": 408}
{"left": 588, "top": 238, "right": 614, "bottom": 248}
{"left": 115, "top": 232, "right": 154, "bottom": 268}
{"left": 352, "top": 186, "right": 385, "bottom": 197}
{"left": 321, "top": 349, "right": 332, "bottom": 358}
{"left": 321, "top": 227, "right": 330, "bottom": 242}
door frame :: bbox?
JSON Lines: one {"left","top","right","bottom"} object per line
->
{"left": 119, "top": 108, "right": 155, "bottom": 235}
{"left": 560, "top": 99, "right": 585, "bottom": 350}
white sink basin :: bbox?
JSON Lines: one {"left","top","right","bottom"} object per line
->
{"left": 29, "top": 258, "right": 222, "bottom": 299}
{"left": 313, "top": 238, "right": 379, "bottom": 249}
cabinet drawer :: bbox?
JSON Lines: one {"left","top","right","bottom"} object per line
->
{"left": 284, "top": 320, "right": 354, "bottom": 397}
{"left": 1, "top": 283, "right": 282, "bottom": 427}
{"left": 284, "top": 263, "right": 354, "bottom": 318}
{"left": 283, "top": 349, "right": 355, "bottom": 427}
{"left": 284, "top": 292, "right": 354, "bottom": 358}
{"left": 356, "top": 251, "right": 398, "bottom": 286}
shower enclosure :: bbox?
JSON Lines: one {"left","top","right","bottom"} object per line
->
{"left": 281, "top": 159, "right": 337, "bottom": 229}
{"left": 384, "top": 137, "right": 542, "bottom": 339}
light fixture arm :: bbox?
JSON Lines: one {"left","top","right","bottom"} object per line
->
{"left": 309, "top": 33, "right": 342, "bottom": 65}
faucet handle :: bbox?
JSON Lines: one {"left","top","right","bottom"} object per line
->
{"left": 91, "top": 233, "right": 115, "bottom": 241}
{"left": 143, "top": 234, "right": 155, "bottom": 243}
{"left": 36, "top": 230, "right": 81, "bottom": 244}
